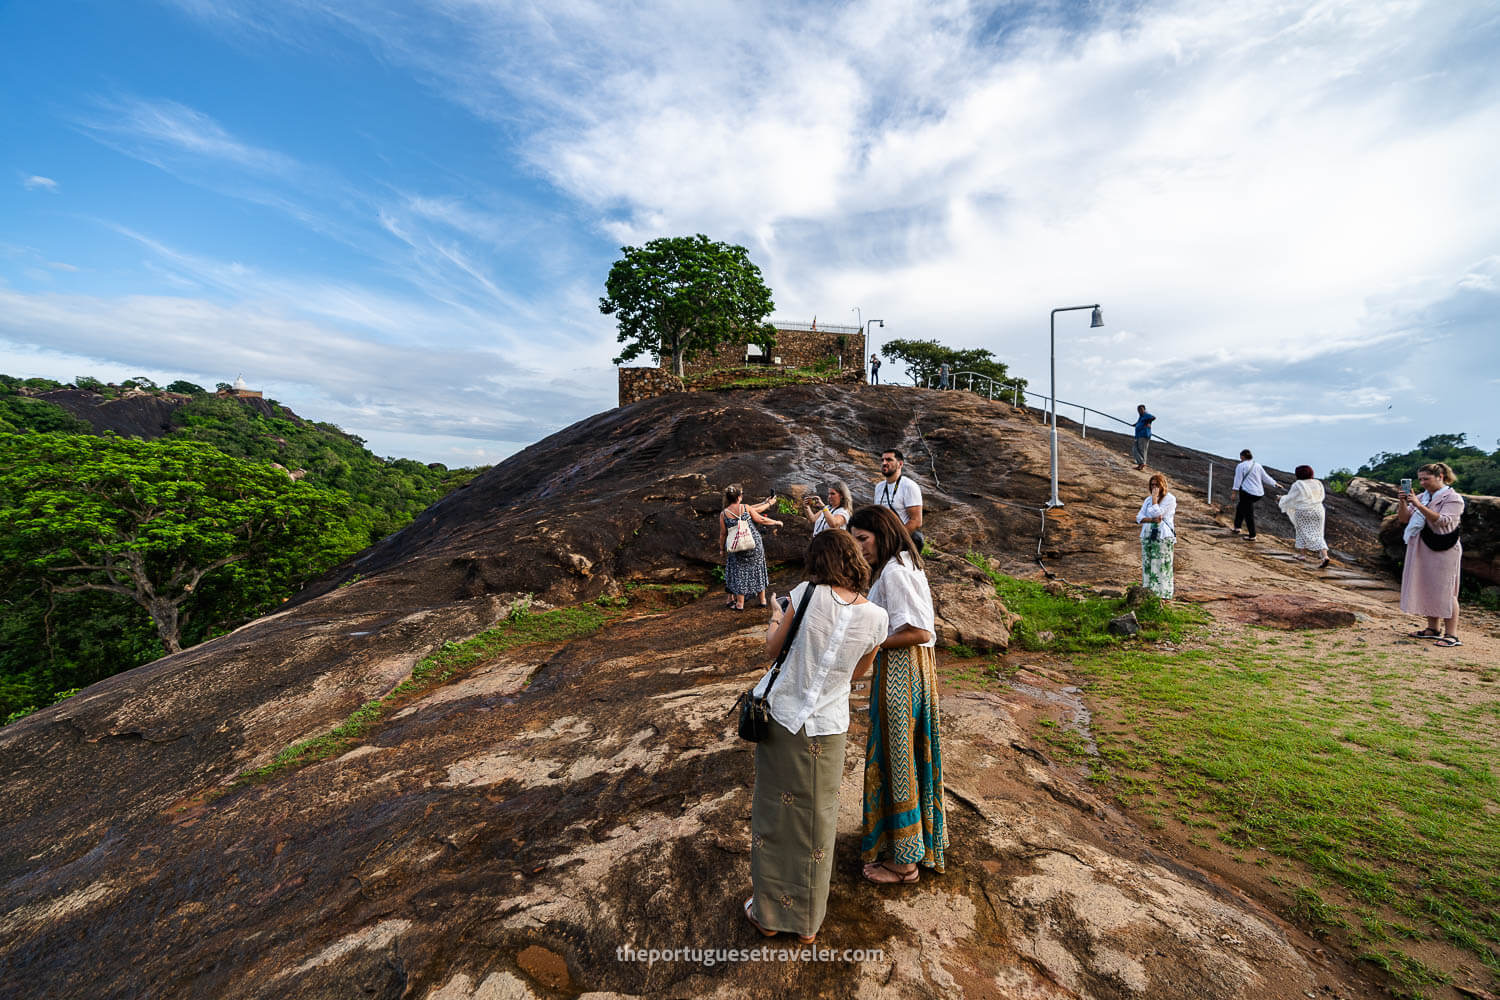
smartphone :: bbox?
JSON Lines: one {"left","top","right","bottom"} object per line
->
{"left": 1400, "top": 478, "right": 1412, "bottom": 494}
{"left": 776, "top": 595, "right": 790, "bottom": 613}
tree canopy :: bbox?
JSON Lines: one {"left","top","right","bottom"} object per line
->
{"left": 878, "top": 338, "right": 1027, "bottom": 395}
{"left": 1348, "top": 433, "right": 1500, "bottom": 496}
{"left": 0, "top": 434, "right": 352, "bottom": 656}
{"left": 601, "top": 234, "right": 776, "bottom": 377}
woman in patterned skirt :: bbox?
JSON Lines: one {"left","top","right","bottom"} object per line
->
{"left": 847, "top": 505, "right": 948, "bottom": 885}
{"left": 745, "top": 530, "right": 887, "bottom": 943}
{"left": 1135, "top": 473, "right": 1177, "bottom": 599}
{"left": 718, "top": 484, "right": 782, "bottom": 611}
{"left": 1278, "top": 466, "right": 1330, "bottom": 568}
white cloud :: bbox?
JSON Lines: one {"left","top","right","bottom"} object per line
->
{"left": 22, "top": 175, "right": 59, "bottom": 192}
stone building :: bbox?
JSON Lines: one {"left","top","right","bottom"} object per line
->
{"left": 617, "top": 321, "right": 867, "bottom": 406}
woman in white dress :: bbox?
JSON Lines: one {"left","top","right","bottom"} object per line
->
{"left": 1278, "top": 465, "right": 1329, "bottom": 568}
{"left": 1134, "top": 473, "right": 1177, "bottom": 599}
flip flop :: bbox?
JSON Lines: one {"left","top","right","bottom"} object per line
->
{"left": 1408, "top": 628, "right": 1441, "bottom": 638}
{"left": 1433, "top": 636, "right": 1462, "bottom": 647}
{"left": 743, "top": 898, "right": 776, "bottom": 937}
{"left": 863, "top": 861, "right": 919, "bottom": 885}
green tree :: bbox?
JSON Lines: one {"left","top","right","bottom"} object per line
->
{"left": 0, "top": 433, "right": 350, "bottom": 654}
{"left": 601, "top": 234, "right": 776, "bottom": 377}
{"left": 1357, "top": 433, "right": 1500, "bottom": 496}
{"left": 880, "top": 338, "right": 1026, "bottom": 394}
{"left": 166, "top": 380, "right": 207, "bottom": 395}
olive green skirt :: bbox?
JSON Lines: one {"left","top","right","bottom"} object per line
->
{"left": 749, "top": 720, "right": 847, "bottom": 937}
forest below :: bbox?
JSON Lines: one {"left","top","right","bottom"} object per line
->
{"left": 0, "top": 375, "right": 485, "bottom": 723}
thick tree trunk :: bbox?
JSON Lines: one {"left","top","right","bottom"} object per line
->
{"left": 147, "top": 597, "right": 183, "bottom": 654}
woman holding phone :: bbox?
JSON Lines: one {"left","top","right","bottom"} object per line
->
{"left": 744, "top": 530, "right": 887, "bottom": 944}
{"left": 719, "top": 484, "right": 782, "bottom": 611}
{"left": 1398, "top": 463, "right": 1465, "bottom": 646}
{"left": 803, "top": 480, "right": 852, "bottom": 536}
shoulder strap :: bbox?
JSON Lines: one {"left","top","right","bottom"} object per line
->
{"left": 761, "top": 585, "right": 818, "bottom": 697}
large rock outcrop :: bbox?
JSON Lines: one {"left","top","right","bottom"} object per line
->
{"left": 0, "top": 385, "right": 1391, "bottom": 999}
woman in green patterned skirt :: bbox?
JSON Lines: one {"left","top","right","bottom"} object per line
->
{"left": 1135, "top": 472, "right": 1177, "bottom": 599}
{"left": 745, "top": 530, "right": 888, "bottom": 944}
{"left": 847, "top": 505, "right": 948, "bottom": 885}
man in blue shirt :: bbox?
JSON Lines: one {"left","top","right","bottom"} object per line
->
{"left": 1132, "top": 404, "right": 1155, "bottom": 470}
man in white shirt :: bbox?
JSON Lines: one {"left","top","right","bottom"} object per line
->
{"left": 873, "top": 449, "right": 924, "bottom": 545}
{"left": 1230, "top": 448, "right": 1282, "bottom": 540}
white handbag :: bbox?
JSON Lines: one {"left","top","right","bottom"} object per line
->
{"left": 726, "top": 509, "right": 755, "bottom": 553}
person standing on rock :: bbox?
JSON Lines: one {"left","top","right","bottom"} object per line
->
{"left": 744, "top": 530, "right": 887, "bottom": 945}
{"left": 1279, "top": 466, "right": 1330, "bottom": 568}
{"left": 1131, "top": 404, "right": 1155, "bottom": 470}
{"left": 1398, "top": 462, "right": 1465, "bottom": 647}
{"left": 719, "top": 484, "right": 782, "bottom": 611}
{"left": 1230, "top": 449, "right": 1282, "bottom": 540}
{"left": 847, "top": 505, "right": 948, "bottom": 886}
{"left": 873, "top": 449, "right": 925, "bottom": 550}
{"left": 938, "top": 361, "right": 950, "bottom": 390}
{"left": 803, "top": 480, "right": 852, "bottom": 536}
{"left": 869, "top": 354, "right": 882, "bottom": 384}
{"left": 1134, "top": 473, "right": 1178, "bottom": 599}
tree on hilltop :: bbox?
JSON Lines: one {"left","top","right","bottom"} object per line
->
{"left": 880, "top": 338, "right": 1026, "bottom": 394}
{"left": 601, "top": 234, "right": 776, "bottom": 377}
{"left": 0, "top": 434, "right": 350, "bottom": 655}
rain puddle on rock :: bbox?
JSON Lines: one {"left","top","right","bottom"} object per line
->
{"left": 1007, "top": 680, "right": 1099, "bottom": 757}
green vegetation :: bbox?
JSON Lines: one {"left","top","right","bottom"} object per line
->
{"left": 1068, "top": 634, "right": 1499, "bottom": 996}
{"left": 237, "top": 599, "right": 628, "bottom": 784}
{"left": 602, "top": 233, "right": 777, "bottom": 377}
{"left": 966, "top": 554, "right": 1203, "bottom": 651}
{"left": 0, "top": 373, "right": 487, "bottom": 723}
{"left": 1355, "top": 432, "right": 1500, "bottom": 496}
{"left": 878, "top": 338, "right": 1026, "bottom": 395}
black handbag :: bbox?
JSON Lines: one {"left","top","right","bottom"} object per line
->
{"left": 1420, "top": 523, "right": 1461, "bottom": 552}
{"left": 735, "top": 585, "right": 817, "bottom": 742}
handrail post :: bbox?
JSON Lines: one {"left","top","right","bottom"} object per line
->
{"left": 1081, "top": 408, "right": 1087, "bottom": 438}
{"left": 1207, "top": 463, "right": 1214, "bottom": 504}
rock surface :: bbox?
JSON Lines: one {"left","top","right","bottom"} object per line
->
{"left": 1, "top": 384, "right": 1399, "bottom": 1000}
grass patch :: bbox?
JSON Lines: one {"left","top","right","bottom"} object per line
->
{"left": 235, "top": 599, "right": 629, "bottom": 785}
{"left": 1077, "top": 631, "right": 1500, "bottom": 990}
{"left": 966, "top": 553, "right": 1203, "bottom": 651}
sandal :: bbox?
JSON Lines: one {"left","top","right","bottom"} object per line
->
{"left": 743, "top": 898, "right": 776, "bottom": 938}
{"left": 1433, "top": 636, "right": 1463, "bottom": 647}
{"left": 1408, "top": 628, "right": 1441, "bottom": 639}
{"left": 1318, "top": 558, "right": 1331, "bottom": 568}
{"left": 863, "top": 861, "right": 919, "bottom": 885}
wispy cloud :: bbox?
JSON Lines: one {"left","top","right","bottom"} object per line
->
{"left": 22, "top": 175, "right": 59, "bottom": 192}
{"left": 80, "top": 97, "right": 300, "bottom": 176}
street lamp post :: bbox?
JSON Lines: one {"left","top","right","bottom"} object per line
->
{"left": 1047, "top": 304, "right": 1104, "bottom": 508}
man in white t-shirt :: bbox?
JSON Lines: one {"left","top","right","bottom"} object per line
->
{"left": 873, "top": 449, "right": 924, "bottom": 543}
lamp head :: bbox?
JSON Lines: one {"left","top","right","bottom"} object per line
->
{"left": 1090, "top": 306, "right": 1104, "bottom": 328}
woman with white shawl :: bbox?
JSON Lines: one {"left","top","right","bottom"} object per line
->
{"left": 1278, "top": 465, "right": 1329, "bottom": 568}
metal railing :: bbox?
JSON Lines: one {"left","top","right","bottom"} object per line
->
{"left": 922, "top": 371, "right": 1226, "bottom": 502}
{"left": 770, "top": 321, "right": 863, "bottom": 334}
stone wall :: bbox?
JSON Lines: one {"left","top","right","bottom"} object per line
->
{"left": 618, "top": 368, "right": 684, "bottom": 406}
{"left": 680, "top": 327, "right": 866, "bottom": 376}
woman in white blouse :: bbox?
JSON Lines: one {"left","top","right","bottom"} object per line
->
{"left": 847, "top": 505, "right": 948, "bottom": 886}
{"left": 802, "top": 480, "right": 852, "bottom": 536}
{"left": 1134, "top": 473, "right": 1177, "bottom": 599}
{"left": 1278, "top": 465, "right": 1330, "bottom": 567}
{"left": 745, "top": 530, "right": 888, "bottom": 945}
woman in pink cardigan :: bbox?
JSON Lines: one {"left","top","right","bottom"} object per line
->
{"left": 1397, "top": 462, "right": 1465, "bottom": 647}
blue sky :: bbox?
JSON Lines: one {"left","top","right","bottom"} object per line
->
{"left": 2, "top": 0, "right": 1497, "bottom": 477}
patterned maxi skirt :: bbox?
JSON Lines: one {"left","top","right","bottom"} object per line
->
{"left": 725, "top": 519, "right": 769, "bottom": 596}
{"left": 1141, "top": 537, "right": 1175, "bottom": 599}
{"left": 1290, "top": 506, "right": 1327, "bottom": 551}
{"left": 750, "top": 722, "right": 847, "bottom": 936}
{"left": 861, "top": 645, "right": 947, "bottom": 871}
